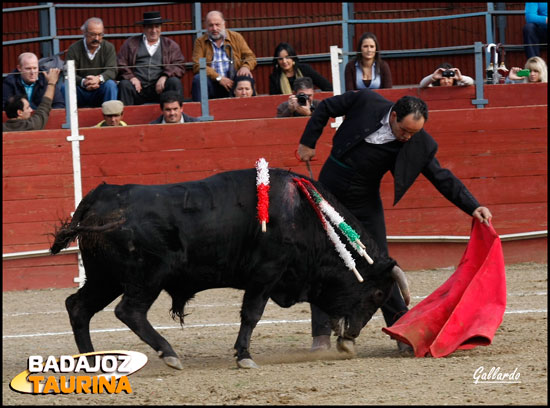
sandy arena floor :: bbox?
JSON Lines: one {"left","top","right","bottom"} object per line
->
{"left": 2, "top": 262, "right": 547, "bottom": 405}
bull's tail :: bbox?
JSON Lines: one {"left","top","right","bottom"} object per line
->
{"left": 50, "top": 185, "right": 124, "bottom": 255}
{"left": 50, "top": 219, "right": 125, "bottom": 255}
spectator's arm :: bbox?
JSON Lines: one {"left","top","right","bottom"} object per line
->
{"left": 302, "top": 64, "right": 332, "bottom": 92}
{"left": 380, "top": 60, "right": 393, "bottom": 89}
{"left": 276, "top": 102, "right": 292, "bottom": 118}
{"left": 163, "top": 39, "right": 186, "bottom": 78}
{"left": 344, "top": 61, "right": 356, "bottom": 92}
{"left": 525, "top": 3, "right": 547, "bottom": 25}
{"left": 117, "top": 40, "right": 136, "bottom": 81}
{"left": 192, "top": 37, "right": 220, "bottom": 80}
{"left": 101, "top": 42, "right": 118, "bottom": 82}
{"left": 419, "top": 74, "right": 435, "bottom": 88}
{"left": 234, "top": 32, "right": 257, "bottom": 72}
{"left": 66, "top": 46, "right": 83, "bottom": 87}
{"left": 456, "top": 75, "right": 474, "bottom": 86}
{"left": 269, "top": 72, "right": 280, "bottom": 95}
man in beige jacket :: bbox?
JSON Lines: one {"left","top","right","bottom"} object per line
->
{"left": 191, "top": 10, "right": 257, "bottom": 101}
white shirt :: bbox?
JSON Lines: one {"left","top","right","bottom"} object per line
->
{"left": 364, "top": 108, "right": 396, "bottom": 144}
{"left": 83, "top": 39, "right": 101, "bottom": 60}
{"left": 81, "top": 40, "right": 104, "bottom": 87}
{"left": 143, "top": 35, "right": 160, "bottom": 57}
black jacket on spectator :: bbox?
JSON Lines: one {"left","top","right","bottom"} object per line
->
{"left": 3, "top": 70, "right": 65, "bottom": 111}
{"left": 269, "top": 62, "right": 333, "bottom": 95}
{"left": 149, "top": 113, "right": 200, "bottom": 124}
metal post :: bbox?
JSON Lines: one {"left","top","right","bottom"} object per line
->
{"left": 48, "top": 2, "right": 59, "bottom": 55}
{"left": 65, "top": 60, "right": 86, "bottom": 287}
{"left": 330, "top": 45, "right": 344, "bottom": 128}
{"left": 341, "top": 2, "right": 353, "bottom": 91}
{"left": 485, "top": 3, "right": 495, "bottom": 46}
{"left": 39, "top": 2, "right": 52, "bottom": 57}
{"left": 198, "top": 58, "right": 214, "bottom": 121}
{"left": 471, "top": 42, "right": 488, "bottom": 109}
{"left": 192, "top": 2, "right": 203, "bottom": 40}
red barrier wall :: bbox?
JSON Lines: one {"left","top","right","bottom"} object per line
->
{"left": 2, "top": 85, "right": 547, "bottom": 290}
{"left": 3, "top": 84, "right": 547, "bottom": 130}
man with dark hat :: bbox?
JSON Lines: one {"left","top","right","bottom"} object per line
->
{"left": 117, "top": 11, "right": 186, "bottom": 106}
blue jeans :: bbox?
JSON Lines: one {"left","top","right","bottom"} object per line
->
{"left": 74, "top": 79, "right": 118, "bottom": 108}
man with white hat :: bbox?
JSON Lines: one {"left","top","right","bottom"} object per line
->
{"left": 95, "top": 100, "right": 127, "bottom": 127}
{"left": 117, "top": 11, "right": 186, "bottom": 105}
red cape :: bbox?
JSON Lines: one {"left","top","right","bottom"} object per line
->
{"left": 382, "top": 220, "right": 506, "bottom": 357}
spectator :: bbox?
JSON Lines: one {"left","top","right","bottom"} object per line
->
{"left": 3, "top": 68, "right": 61, "bottom": 132}
{"left": 118, "top": 11, "right": 185, "bottom": 106}
{"left": 269, "top": 42, "right": 332, "bottom": 95}
{"left": 419, "top": 62, "right": 474, "bottom": 88}
{"left": 344, "top": 32, "right": 392, "bottom": 91}
{"left": 150, "top": 91, "right": 199, "bottom": 124}
{"left": 232, "top": 75, "right": 256, "bottom": 97}
{"left": 3, "top": 52, "right": 65, "bottom": 111}
{"left": 506, "top": 56, "right": 548, "bottom": 84}
{"left": 191, "top": 10, "right": 257, "bottom": 101}
{"left": 94, "top": 100, "right": 127, "bottom": 127}
{"left": 276, "top": 77, "right": 319, "bottom": 118}
{"left": 65, "top": 17, "right": 118, "bottom": 108}
{"left": 523, "top": 3, "right": 548, "bottom": 59}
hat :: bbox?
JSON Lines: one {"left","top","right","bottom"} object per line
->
{"left": 101, "top": 100, "right": 124, "bottom": 115}
{"left": 136, "top": 11, "right": 171, "bottom": 25}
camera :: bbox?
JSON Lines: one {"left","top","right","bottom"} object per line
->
{"left": 442, "top": 70, "right": 455, "bottom": 78}
{"left": 296, "top": 93, "right": 310, "bottom": 106}
{"left": 516, "top": 69, "right": 530, "bottom": 77}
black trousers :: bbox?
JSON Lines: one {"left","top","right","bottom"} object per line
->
{"left": 310, "top": 141, "right": 409, "bottom": 337}
{"left": 118, "top": 77, "right": 183, "bottom": 106}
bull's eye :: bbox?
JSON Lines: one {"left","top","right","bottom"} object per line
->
{"left": 373, "top": 289, "right": 385, "bottom": 304}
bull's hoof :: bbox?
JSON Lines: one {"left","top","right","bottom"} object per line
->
{"left": 336, "top": 337, "right": 356, "bottom": 354}
{"left": 163, "top": 356, "right": 183, "bottom": 370}
{"left": 397, "top": 340, "right": 414, "bottom": 354}
{"left": 310, "top": 335, "right": 331, "bottom": 352}
{"left": 236, "top": 358, "right": 259, "bottom": 369}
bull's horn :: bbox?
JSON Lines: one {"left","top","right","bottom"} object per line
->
{"left": 391, "top": 265, "right": 410, "bottom": 306}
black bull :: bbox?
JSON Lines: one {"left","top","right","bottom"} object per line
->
{"left": 51, "top": 168, "right": 409, "bottom": 369}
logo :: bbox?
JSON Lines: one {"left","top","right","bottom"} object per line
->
{"left": 473, "top": 366, "right": 521, "bottom": 384}
{"left": 10, "top": 350, "right": 147, "bottom": 394}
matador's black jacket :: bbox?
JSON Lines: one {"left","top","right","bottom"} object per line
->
{"left": 301, "top": 89, "right": 482, "bottom": 329}
{"left": 299, "top": 88, "right": 480, "bottom": 216}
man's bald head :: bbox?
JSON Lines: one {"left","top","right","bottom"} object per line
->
{"left": 17, "top": 52, "right": 39, "bottom": 84}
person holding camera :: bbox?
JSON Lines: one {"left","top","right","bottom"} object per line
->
{"left": 505, "top": 56, "right": 548, "bottom": 84}
{"left": 276, "top": 77, "right": 318, "bottom": 117}
{"left": 419, "top": 62, "right": 474, "bottom": 88}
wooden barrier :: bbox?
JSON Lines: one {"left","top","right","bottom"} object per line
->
{"left": 3, "top": 83, "right": 547, "bottom": 129}
{"left": 2, "top": 85, "right": 547, "bottom": 290}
